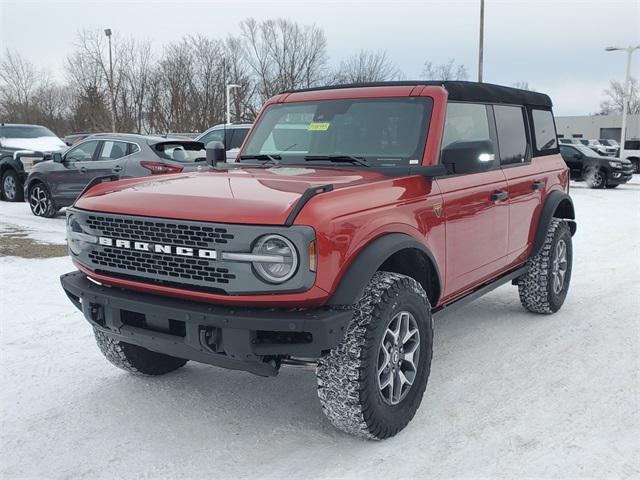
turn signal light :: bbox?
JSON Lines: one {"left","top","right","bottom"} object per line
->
{"left": 140, "top": 161, "right": 184, "bottom": 175}
{"left": 309, "top": 241, "right": 317, "bottom": 272}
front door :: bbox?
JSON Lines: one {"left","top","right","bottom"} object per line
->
{"left": 436, "top": 102, "right": 510, "bottom": 301}
{"left": 56, "top": 140, "right": 101, "bottom": 200}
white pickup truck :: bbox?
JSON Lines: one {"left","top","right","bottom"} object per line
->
{"left": 621, "top": 139, "right": 640, "bottom": 173}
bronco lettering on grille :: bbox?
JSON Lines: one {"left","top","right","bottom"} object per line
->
{"left": 97, "top": 236, "right": 217, "bottom": 259}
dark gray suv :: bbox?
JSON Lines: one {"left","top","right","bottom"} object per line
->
{"left": 25, "top": 133, "right": 207, "bottom": 217}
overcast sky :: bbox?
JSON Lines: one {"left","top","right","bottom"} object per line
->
{"left": 1, "top": 0, "right": 639, "bottom": 116}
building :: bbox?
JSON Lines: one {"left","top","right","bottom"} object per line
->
{"left": 555, "top": 114, "right": 640, "bottom": 142}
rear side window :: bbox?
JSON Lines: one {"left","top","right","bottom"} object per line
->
{"left": 531, "top": 109, "right": 558, "bottom": 152}
{"left": 98, "top": 141, "right": 129, "bottom": 161}
{"left": 441, "top": 103, "right": 491, "bottom": 149}
{"left": 494, "top": 105, "right": 528, "bottom": 165}
{"left": 199, "top": 129, "right": 225, "bottom": 146}
{"left": 229, "top": 128, "right": 249, "bottom": 149}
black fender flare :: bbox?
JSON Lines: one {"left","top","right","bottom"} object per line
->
{"left": 327, "top": 233, "right": 442, "bottom": 306}
{"left": 532, "top": 190, "right": 576, "bottom": 257}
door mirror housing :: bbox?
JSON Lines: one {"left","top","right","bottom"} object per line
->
{"left": 52, "top": 152, "right": 64, "bottom": 163}
{"left": 206, "top": 141, "right": 226, "bottom": 167}
{"left": 441, "top": 139, "right": 496, "bottom": 175}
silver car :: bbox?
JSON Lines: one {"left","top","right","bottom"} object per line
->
{"left": 25, "top": 133, "right": 207, "bottom": 217}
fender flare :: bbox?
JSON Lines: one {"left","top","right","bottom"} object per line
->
{"left": 532, "top": 190, "right": 576, "bottom": 257}
{"left": 327, "top": 233, "right": 442, "bottom": 306}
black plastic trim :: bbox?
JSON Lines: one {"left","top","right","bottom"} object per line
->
{"left": 532, "top": 190, "right": 576, "bottom": 257}
{"left": 73, "top": 174, "right": 119, "bottom": 205}
{"left": 284, "top": 184, "right": 333, "bottom": 226}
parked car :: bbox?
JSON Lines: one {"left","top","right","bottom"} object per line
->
{"left": 25, "top": 133, "right": 207, "bottom": 217}
{"left": 195, "top": 123, "right": 251, "bottom": 161}
{"left": 585, "top": 139, "right": 616, "bottom": 157}
{"left": 0, "top": 123, "right": 67, "bottom": 201}
{"left": 598, "top": 139, "right": 620, "bottom": 157}
{"left": 620, "top": 139, "right": 640, "bottom": 173}
{"left": 63, "top": 132, "right": 93, "bottom": 146}
{"left": 559, "top": 143, "right": 633, "bottom": 188}
{"left": 60, "top": 81, "right": 577, "bottom": 439}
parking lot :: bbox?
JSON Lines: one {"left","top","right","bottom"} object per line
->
{"left": 1, "top": 178, "right": 639, "bottom": 479}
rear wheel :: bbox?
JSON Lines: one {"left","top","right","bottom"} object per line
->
{"left": 28, "top": 183, "right": 58, "bottom": 217}
{"left": 1, "top": 169, "right": 23, "bottom": 202}
{"left": 518, "top": 219, "right": 572, "bottom": 314}
{"left": 94, "top": 329, "right": 188, "bottom": 375}
{"left": 316, "top": 272, "right": 433, "bottom": 439}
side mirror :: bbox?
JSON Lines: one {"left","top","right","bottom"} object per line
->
{"left": 52, "top": 152, "right": 64, "bottom": 163}
{"left": 206, "top": 141, "right": 226, "bottom": 167}
{"left": 441, "top": 139, "right": 496, "bottom": 175}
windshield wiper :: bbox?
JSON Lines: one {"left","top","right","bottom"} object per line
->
{"left": 304, "top": 155, "right": 370, "bottom": 168}
{"left": 238, "top": 154, "right": 282, "bottom": 166}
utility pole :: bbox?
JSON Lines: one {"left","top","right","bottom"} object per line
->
{"left": 226, "top": 84, "right": 240, "bottom": 125}
{"left": 478, "top": 0, "right": 484, "bottom": 82}
{"left": 605, "top": 45, "right": 640, "bottom": 152}
{"left": 104, "top": 28, "right": 115, "bottom": 132}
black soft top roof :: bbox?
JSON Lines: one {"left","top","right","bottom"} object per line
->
{"left": 282, "top": 81, "right": 552, "bottom": 108}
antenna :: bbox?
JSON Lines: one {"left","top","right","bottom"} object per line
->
{"left": 223, "top": 57, "right": 227, "bottom": 151}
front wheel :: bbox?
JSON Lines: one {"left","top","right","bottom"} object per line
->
{"left": 587, "top": 169, "right": 606, "bottom": 189}
{"left": 518, "top": 219, "right": 573, "bottom": 314}
{"left": 1, "top": 169, "right": 24, "bottom": 202}
{"left": 316, "top": 272, "right": 433, "bottom": 439}
{"left": 29, "top": 183, "right": 58, "bottom": 217}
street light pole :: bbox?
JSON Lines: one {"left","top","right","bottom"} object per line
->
{"left": 478, "top": 0, "right": 484, "bottom": 82}
{"left": 226, "top": 84, "right": 240, "bottom": 125}
{"left": 104, "top": 28, "right": 115, "bottom": 132}
{"left": 605, "top": 45, "right": 640, "bottom": 153}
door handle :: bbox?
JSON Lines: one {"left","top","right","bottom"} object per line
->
{"left": 491, "top": 191, "right": 508, "bottom": 202}
{"left": 532, "top": 181, "right": 546, "bottom": 191}
{"left": 79, "top": 166, "right": 87, "bottom": 173}
{"left": 112, "top": 165, "right": 123, "bottom": 173}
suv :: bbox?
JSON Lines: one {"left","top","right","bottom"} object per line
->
{"left": 195, "top": 123, "right": 251, "bottom": 161}
{"left": 621, "top": 139, "right": 640, "bottom": 173}
{"left": 559, "top": 143, "right": 633, "bottom": 188}
{"left": 0, "top": 123, "right": 67, "bottom": 201}
{"left": 60, "top": 82, "right": 577, "bottom": 439}
{"left": 25, "top": 134, "right": 208, "bottom": 217}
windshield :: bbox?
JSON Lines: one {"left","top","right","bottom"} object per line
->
{"left": 153, "top": 142, "right": 206, "bottom": 162}
{"left": 0, "top": 125, "right": 58, "bottom": 139}
{"left": 241, "top": 97, "right": 432, "bottom": 167}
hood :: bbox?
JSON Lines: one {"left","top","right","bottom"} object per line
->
{"left": 74, "top": 166, "right": 389, "bottom": 225}
{"left": 1, "top": 136, "right": 67, "bottom": 152}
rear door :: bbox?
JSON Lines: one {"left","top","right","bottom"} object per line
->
{"left": 436, "top": 102, "right": 510, "bottom": 301}
{"left": 90, "top": 140, "right": 130, "bottom": 178}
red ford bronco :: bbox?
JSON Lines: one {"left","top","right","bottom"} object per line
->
{"left": 61, "top": 81, "right": 576, "bottom": 439}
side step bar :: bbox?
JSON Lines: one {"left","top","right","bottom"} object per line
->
{"left": 432, "top": 265, "right": 529, "bottom": 320}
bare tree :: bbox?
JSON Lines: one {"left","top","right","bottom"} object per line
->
{"left": 241, "top": 18, "right": 328, "bottom": 101}
{"left": 600, "top": 78, "right": 640, "bottom": 115}
{"left": 421, "top": 59, "right": 468, "bottom": 80}
{"left": 333, "top": 50, "right": 402, "bottom": 83}
{"left": 0, "top": 50, "right": 42, "bottom": 122}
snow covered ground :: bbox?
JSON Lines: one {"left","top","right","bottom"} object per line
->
{"left": 1, "top": 179, "right": 639, "bottom": 479}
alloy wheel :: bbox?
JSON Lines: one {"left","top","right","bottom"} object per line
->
{"left": 29, "top": 185, "right": 50, "bottom": 216}
{"left": 377, "top": 311, "right": 421, "bottom": 405}
{"left": 552, "top": 239, "right": 568, "bottom": 295}
{"left": 3, "top": 175, "right": 16, "bottom": 200}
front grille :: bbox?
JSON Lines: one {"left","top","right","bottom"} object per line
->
{"left": 88, "top": 247, "right": 236, "bottom": 285}
{"left": 85, "top": 215, "right": 234, "bottom": 248}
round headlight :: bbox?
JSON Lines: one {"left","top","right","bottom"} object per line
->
{"left": 252, "top": 234, "right": 298, "bottom": 283}
{"left": 66, "top": 214, "right": 96, "bottom": 255}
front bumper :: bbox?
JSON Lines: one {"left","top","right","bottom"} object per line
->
{"left": 61, "top": 271, "right": 352, "bottom": 376}
{"left": 609, "top": 171, "right": 633, "bottom": 184}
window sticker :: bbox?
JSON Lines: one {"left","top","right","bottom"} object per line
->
{"left": 308, "top": 122, "right": 331, "bottom": 131}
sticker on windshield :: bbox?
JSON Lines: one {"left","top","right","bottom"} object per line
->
{"left": 308, "top": 122, "right": 331, "bottom": 131}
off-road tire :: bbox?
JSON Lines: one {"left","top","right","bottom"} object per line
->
{"left": 1, "top": 169, "right": 24, "bottom": 202}
{"left": 316, "top": 272, "right": 433, "bottom": 439}
{"left": 28, "top": 182, "right": 58, "bottom": 217}
{"left": 517, "top": 219, "right": 572, "bottom": 314}
{"left": 94, "top": 329, "right": 188, "bottom": 375}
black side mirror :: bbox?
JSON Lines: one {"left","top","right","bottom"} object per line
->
{"left": 206, "top": 141, "right": 226, "bottom": 167}
{"left": 52, "top": 152, "right": 64, "bottom": 163}
{"left": 441, "top": 139, "right": 496, "bottom": 175}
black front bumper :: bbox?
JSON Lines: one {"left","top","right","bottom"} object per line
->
{"left": 61, "top": 271, "right": 352, "bottom": 376}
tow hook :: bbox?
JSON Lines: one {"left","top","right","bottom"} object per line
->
{"left": 89, "top": 303, "right": 106, "bottom": 327}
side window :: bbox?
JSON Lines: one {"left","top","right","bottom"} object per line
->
{"left": 494, "top": 105, "right": 528, "bottom": 165}
{"left": 200, "top": 129, "right": 224, "bottom": 146}
{"left": 228, "top": 128, "right": 249, "bottom": 149}
{"left": 531, "top": 109, "right": 558, "bottom": 152}
{"left": 98, "top": 141, "right": 129, "bottom": 161}
{"left": 559, "top": 145, "right": 575, "bottom": 158}
{"left": 65, "top": 140, "right": 99, "bottom": 162}
{"left": 128, "top": 143, "right": 140, "bottom": 155}
{"left": 441, "top": 102, "right": 491, "bottom": 149}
